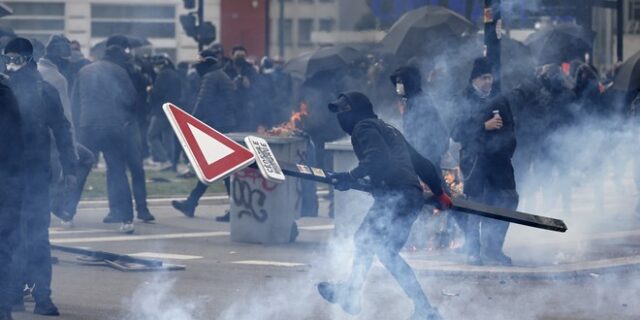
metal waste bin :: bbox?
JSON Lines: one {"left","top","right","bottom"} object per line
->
{"left": 325, "top": 139, "right": 373, "bottom": 236}
{"left": 226, "top": 133, "right": 307, "bottom": 244}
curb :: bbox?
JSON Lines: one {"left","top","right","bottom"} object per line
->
{"left": 409, "top": 255, "right": 640, "bottom": 280}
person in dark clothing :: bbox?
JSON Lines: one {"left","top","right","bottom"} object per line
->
{"left": 223, "top": 45, "right": 259, "bottom": 131}
{"left": 39, "top": 34, "right": 96, "bottom": 228}
{"left": 451, "top": 57, "right": 519, "bottom": 266}
{"left": 0, "top": 77, "right": 23, "bottom": 320}
{"left": 66, "top": 40, "right": 91, "bottom": 92}
{"left": 4, "top": 37, "right": 77, "bottom": 316}
{"left": 147, "top": 54, "right": 182, "bottom": 165}
{"left": 317, "top": 92, "right": 451, "bottom": 320}
{"left": 72, "top": 35, "right": 152, "bottom": 233}
{"left": 171, "top": 50, "right": 236, "bottom": 222}
{"left": 390, "top": 65, "right": 449, "bottom": 166}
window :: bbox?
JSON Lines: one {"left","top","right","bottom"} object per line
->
{"left": 319, "top": 18, "right": 335, "bottom": 32}
{"left": 1, "top": 2, "right": 65, "bottom": 44}
{"left": 319, "top": 0, "right": 335, "bottom": 2}
{"left": 283, "top": 19, "right": 293, "bottom": 45}
{"left": 90, "top": 4, "right": 176, "bottom": 39}
{"left": 299, "top": 0, "right": 314, "bottom": 3}
{"left": 298, "top": 19, "right": 313, "bottom": 46}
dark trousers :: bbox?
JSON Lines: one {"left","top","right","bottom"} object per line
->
{"left": 187, "top": 178, "right": 230, "bottom": 205}
{"left": 51, "top": 144, "right": 95, "bottom": 218}
{"left": 0, "top": 177, "right": 22, "bottom": 310}
{"left": 345, "top": 187, "right": 433, "bottom": 309}
{"left": 80, "top": 126, "right": 134, "bottom": 221}
{"left": 125, "top": 125, "right": 148, "bottom": 213}
{"left": 147, "top": 114, "right": 171, "bottom": 163}
{"left": 464, "top": 188, "right": 518, "bottom": 256}
{"left": 10, "top": 169, "right": 53, "bottom": 303}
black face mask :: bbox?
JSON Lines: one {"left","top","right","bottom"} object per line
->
{"left": 337, "top": 111, "right": 361, "bottom": 135}
{"left": 194, "top": 61, "right": 211, "bottom": 77}
{"left": 234, "top": 57, "right": 246, "bottom": 65}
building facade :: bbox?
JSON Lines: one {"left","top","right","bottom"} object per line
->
{"left": 0, "top": 0, "right": 221, "bottom": 62}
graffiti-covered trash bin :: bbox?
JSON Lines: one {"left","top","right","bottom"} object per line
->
{"left": 325, "top": 139, "right": 373, "bottom": 237}
{"left": 226, "top": 133, "right": 308, "bottom": 244}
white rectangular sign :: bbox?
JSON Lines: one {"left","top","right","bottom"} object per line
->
{"left": 244, "top": 136, "right": 286, "bottom": 183}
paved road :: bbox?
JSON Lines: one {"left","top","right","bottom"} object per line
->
{"left": 11, "top": 181, "right": 640, "bottom": 320}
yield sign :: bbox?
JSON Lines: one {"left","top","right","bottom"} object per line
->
{"left": 163, "top": 103, "right": 255, "bottom": 184}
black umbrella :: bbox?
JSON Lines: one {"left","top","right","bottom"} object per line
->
{"left": 378, "top": 5, "right": 477, "bottom": 60}
{"left": 525, "top": 24, "right": 594, "bottom": 65}
{"left": 90, "top": 35, "right": 151, "bottom": 59}
{"left": 283, "top": 46, "right": 364, "bottom": 80}
{"left": 613, "top": 51, "right": 640, "bottom": 92}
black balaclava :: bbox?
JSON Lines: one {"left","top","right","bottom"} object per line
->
{"left": 194, "top": 49, "right": 218, "bottom": 76}
{"left": 390, "top": 65, "right": 422, "bottom": 98}
{"left": 328, "top": 91, "right": 377, "bottom": 135}
{"left": 45, "top": 34, "right": 72, "bottom": 71}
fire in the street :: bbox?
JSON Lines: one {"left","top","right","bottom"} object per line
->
{"left": 265, "top": 101, "right": 309, "bottom": 137}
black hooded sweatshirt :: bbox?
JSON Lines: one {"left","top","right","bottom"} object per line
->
{"left": 337, "top": 92, "right": 443, "bottom": 195}
{"left": 390, "top": 66, "right": 449, "bottom": 165}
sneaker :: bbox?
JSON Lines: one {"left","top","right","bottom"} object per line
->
{"left": 482, "top": 251, "right": 512, "bottom": 266}
{"left": 119, "top": 221, "right": 135, "bottom": 234}
{"left": 409, "top": 307, "right": 443, "bottom": 320}
{"left": 102, "top": 213, "right": 120, "bottom": 224}
{"left": 52, "top": 210, "right": 73, "bottom": 223}
{"left": 60, "top": 220, "right": 74, "bottom": 229}
{"left": 215, "top": 211, "right": 231, "bottom": 223}
{"left": 33, "top": 299, "right": 59, "bottom": 316}
{"left": 137, "top": 210, "right": 156, "bottom": 223}
{"left": 172, "top": 200, "right": 195, "bottom": 218}
{"left": 317, "top": 282, "right": 361, "bottom": 316}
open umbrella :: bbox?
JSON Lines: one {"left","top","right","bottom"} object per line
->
{"left": 90, "top": 35, "right": 151, "bottom": 59}
{"left": 0, "top": 3, "right": 13, "bottom": 18}
{"left": 378, "top": 5, "right": 477, "bottom": 60}
{"left": 613, "top": 50, "right": 640, "bottom": 92}
{"left": 525, "top": 24, "right": 594, "bottom": 65}
{"left": 283, "top": 46, "right": 364, "bottom": 80}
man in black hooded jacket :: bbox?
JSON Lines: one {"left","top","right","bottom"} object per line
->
{"left": 390, "top": 65, "right": 449, "bottom": 166}
{"left": 4, "top": 37, "right": 77, "bottom": 316}
{"left": 452, "top": 57, "right": 518, "bottom": 266}
{"left": 317, "top": 91, "right": 451, "bottom": 320}
{"left": 171, "top": 50, "right": 236, "bottom": 221}
{"left": 0, "top": 75, "right": 23, "bottom": 320}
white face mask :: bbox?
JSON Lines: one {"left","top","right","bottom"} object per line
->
{"left": 6, "top": 63, "right": 23, "bottom": 72}
{"left": 396, "top": 83, "right": 405, "bottom": 96}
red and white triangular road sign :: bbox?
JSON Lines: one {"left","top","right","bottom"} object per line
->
{"left": 163, "top": 103, "right": 255, "bottom": 184}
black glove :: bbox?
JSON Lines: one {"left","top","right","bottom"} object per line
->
{"left": 331, "top": 172, "right": 355, "bottom": 191}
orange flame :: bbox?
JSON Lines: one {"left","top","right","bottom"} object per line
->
{"left": 266, "top": 101, "right": 309, "bottom": 136}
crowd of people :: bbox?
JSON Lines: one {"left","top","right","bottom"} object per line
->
{"left": 0, "top": 28, "right": 637, "bottom": 319}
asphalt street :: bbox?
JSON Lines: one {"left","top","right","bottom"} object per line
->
{"left": 11, "top": 175, "right": 640, "bottom": 320}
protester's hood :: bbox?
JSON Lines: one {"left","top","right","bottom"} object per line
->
{"left": 103, "top": 45, "right": 132, "bottom": 66}
{"left": 328, "top": 91, "right": 377, "bottom": 135}
{"left": 390, "top": 66, "right": 422, "bottom": 98}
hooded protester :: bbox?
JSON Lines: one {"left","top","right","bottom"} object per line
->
{"left": 317, "top": 91, "right": 451, "bottom": 320}
{"left": 147, "top": 54, "right": 182, "bottom": 165}
{"left": 4, "top": 37, "right": 77, "bottom": 316}
{"left": 390, "top": 65, "right": 449, "bottom": 165}
{"left": 172, "top": 49, "right": 236, "bottom": 222}
{"left": 0, "top": 75, "right": 23, "bottom": 320}
{"left": 72, "top": 34, "right": 154, "bottom": 234}
{"left": 66, "top": 40, "right": 91, "bottom": 93}
{"left": 39, "top": 34, "right": 96, "bottom": 227}
{"left": 223, "top": 45, "right": 259, "bottom": 131}
{"left": 451, "top": 57, "right": 518, "bottom": 266}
